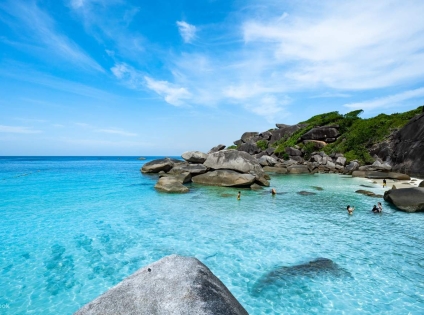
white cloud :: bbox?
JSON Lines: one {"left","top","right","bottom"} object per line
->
{"left": 144, "top": 76, "right": 191, "bottom": 106}
{"left": 0, "top": 125, "right": 42, "bottom": 134}
{"left": 96, "top": 128, "right": 137, "bottom": 137}
{"left": 344, "top": 87, "right": 424, "bottom": 110}
{"left": 0, "top": 0, "right": 103, "bottom": 72}
{"left": 176, "top": 21, "right": 197, "bottom": 43}
{"left": 111, "top": 62, "right": 143, "bottom": 88}
{"left": 244, "top": 95, "right": 290, "bottom": 122}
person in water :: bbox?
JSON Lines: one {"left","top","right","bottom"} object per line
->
{"left": 271, "top": 188, "right": 276, "bottom": 195}
{"left": 237, "top": 191, "right": 241, "bottom": 200}
{"left": 383, "top": 179, "right": 387, "bottom": 188}
{"left": 347, "top": 205, "right": 354, "bottom": 215}
{"left": 372, "top": 205, "right": 379, "bottom": 213}
{"left": 377, "top": 202, "right": 383, "bottom": 213}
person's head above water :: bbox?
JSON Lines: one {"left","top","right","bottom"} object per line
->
{"left": 347, "top": 205, "right": 350, "bottom": 210}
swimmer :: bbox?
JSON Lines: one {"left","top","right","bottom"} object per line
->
{"left": 377, "top": 202, "right": 383, "bottom": 213}
{"left": 372, "top": 205, "right": 379, "bottom": 213}
{"left": 383, "top": 179, "right": 387, "bottom": 188}
{"left": 347, "top": 205, "right": 354, "bottom": 215}
{"left": 271, "top": 188, "right": 276, "bottom": 195}
{"left": 237, "top": 191, "right": 241, "bottom": 200}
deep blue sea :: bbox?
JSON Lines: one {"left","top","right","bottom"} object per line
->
{"left": 0, "top": 156, "right": 423, "bottom": 314}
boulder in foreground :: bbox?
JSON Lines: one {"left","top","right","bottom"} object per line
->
{"left": 181, "top": 151, "right": 208, "bottom": 163}
{"left": 384, "top": 187, "right": 424, "bottom": 212}
{"left": 74, "top": 255, "right": 248, "bottom": 315}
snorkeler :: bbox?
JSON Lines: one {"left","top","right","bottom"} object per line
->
{"left": 347, "top": 205, "right": 354, "bottom": 215}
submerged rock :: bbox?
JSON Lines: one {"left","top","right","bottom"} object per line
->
{"left": 383, "top": 187, "right": 424, "bottom": 212}
{"left": 154, "top": 177, "right": 189, "bottom": 193}
{"left": 251, "top": 258, "right": 351, "bottom": 296}
{"left": 287, "top": 165, "right": 310, "bottom": 174}
{"left": 75, "top": 255, "right": 248, "bottom": 315}
{"left": 297, "top": 191, "right": 316, "bottom": 196}
{"left": 192, "top": 170, "right": 255, "bottom": 187}
{"left": 355, "top": 190, "right": 383, "bottom": 198}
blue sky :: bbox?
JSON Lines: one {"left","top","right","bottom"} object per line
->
{"left": 1, "top": 0, "right": 423, "bottom": 155}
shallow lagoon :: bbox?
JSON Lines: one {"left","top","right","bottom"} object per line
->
{"left": 1, "top": 156, "right": 423, "bottom": 314}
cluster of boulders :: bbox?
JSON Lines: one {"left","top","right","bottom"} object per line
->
{"left": 141, "top": 149, "right": 270, "bottom": 193}
{"left": 233, "top": 124, "right": 342, "bottom": 159}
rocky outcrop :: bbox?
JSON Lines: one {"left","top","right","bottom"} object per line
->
{"left": 154, "top": 177, "right": 189, "bottom": 193}
{"left": 159, "top": 172, "right": 192, "bottom": 184}
{"left": 141, "top": 158, "right": 180, "bottom": 173}
{"left": 181, "top": 151, "right": 208, "bottom": 164}
{"left": 240, "top": 132, "right": 259, "bottom": 143}
{"left": 263, "top": 166, "right": 288, "bottom": 174}
{"left": 302, "top": 140, "right": 327, "bottom": 149}
{"left": 168, "top": 164, "right": 208, "bottom": 175}
{"left": 208, "top": 144, "right": 226, "bottom": 154}
{"left": 238, "top": 142, "right": 260, "bottom": 155}
{"left": 192, "top": 170, "right": 255, "bottom": 187}
{"left": 258, "top": 156, "right": 277, "bottom": 166}
{"left": 384, "top": 187, "right": 424, "bottom": 212}
{"left": 270, "top": 124, "right": 306, "bottom": 144}
{"left": 74, "top": 255, "right": 248, "bottom": 315}
{"left": 391, "top": 113, "right": 424, "bottom": 178}
{"left": 288, "top": 165, "right": 310, "bottom": 174}
{"left": 419, "top": 181, "right": 424, "bottom": 188}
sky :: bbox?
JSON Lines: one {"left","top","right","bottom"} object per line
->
{"left": 0, "top": 0, "right": 424, "bottom": 155}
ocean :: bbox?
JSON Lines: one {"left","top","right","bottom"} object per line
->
{"left": 0, "top": 156, "right": 423, "bottom": 314}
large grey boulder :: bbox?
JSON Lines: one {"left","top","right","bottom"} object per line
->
{"left": 345, "top": 161, "right": 359, "bottom": 173}
{"left": 182, "top": 151, "right": 208, "bottom": 164}
{"left": 203, "top": 150, "right": 265, "bottom": 179}
{"left": 74, "top": 255, "right": 248, "bottom": 315}
{"left": 301, "top": 127, "right": 339, "bottom": 141}
{"left": 208, "top": 144, "right": 226, "bottom": 154}
{"left": 241, "top": 132, "right": 258, "bottom": 143}
{"left": 384, "top": 187, "right": 424, "bottom": 212}
{"left": 336, "top": 157, "right": 346, "bottom": 166}
{"left": 154, "top": 177, "right": 189, "bottom": 193}
{"left": 285, "top": 147, "right": 302, "bottom": 156}
{"left": 263, "top": 166, "right": 288, "bottom": 174}
{"left": 391, "top": 112, "right": 424, "bottom": 178}
{"left": 258, "top": 131, "right": 272, "bottom": 140}
{"left": 141, "top": 158, "right": 181, "bottom": 173}
{"left": 238, "top": 142, "right": 260, "bottom": 155}
{"left": 352, "top": 171, "right": 410, "bottom": 180}
{"left": 192, "top": 170, "right": 255, "bottom": 187}
{"left": 258, "top": 155, "right": 277, "bottom": 167}
{"left": 169, "top": 164, "right": 208, "bottom": 175}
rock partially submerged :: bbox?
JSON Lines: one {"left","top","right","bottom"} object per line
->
{"left": 141, "top": 158, "right": 180, "bottom": 173}
{"left": 251, "top": 258, "right": 350, "bottom": 296}
{"left": 383, "top": 187, "right": 424, "bottom": 212}
{"left": 74, "top": 255, "right": 248, "bottom": 315}
{"left": 154, "top": 177, "right": 189, "bottom": 193}
{"left": 352, "top": 171, "right": 410, "bottom": 180}
{"left": 355, "top": 190, "right": 383, "bottom": 198}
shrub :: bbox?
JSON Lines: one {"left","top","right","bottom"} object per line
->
{"left": 256, "top": 140, "right": 268, "bottom": 151}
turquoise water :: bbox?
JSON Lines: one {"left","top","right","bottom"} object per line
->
{"left": 0, "top": 156, "right": 423, "bottom": 314}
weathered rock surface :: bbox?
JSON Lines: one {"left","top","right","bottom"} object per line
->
{"left": 154, "top": 177, "right": 189, "bottom": 193}
{"left": 303, "top": 140, "right": 327, "bottom": 149}
{"left": 181, "top": 151, "right": 208, "bottom": 164}
{"left": 270, "top": 124, "right": 306, "bottom": 144}
{"left": 74, "top": 255, "right": 248, "bottom": 315}
{"left": 238, "top": 142, "right": 260, "bottom": 155}
{"left": 391, "top": 113, "right": 424, "bottom": 178}
{"left": 169, "top": 164, "right": 208, "bottom": 175}
{"left": 419, "top": 181, "right": 424, "bottom": 188}
{"left": 241, "top": 132, "right": 258, "bottom": 143}
{"left": 258, "top": 155, "right": 277, "bottom": 167}
{"left": 285, "top": 147, "right": 302, "bottom": 156}
{"left": 141, "top": 158, "right": 179, "bottom": 173}
{"left": 192, "top": 170, "right": 255, "bottom": 187}
{"left": 301, "top": 127, "right": 339, "bottom": 141}
{"left": 203, "top": 150, "right": 265, "bottom": 180}
{"left": 287, "top": 165, "right": 310, "bottom": 174}
{"left": 384, "top": 187, "right": 424, "bottom": 212}
{"left": 263, "top": 166, "right": 288, "bottom": 174}
{"left": 208, "top": 144, "right": 226, "bottom": 154}
{"left": 159, "top": 172, "right": 192, "bottom": 184}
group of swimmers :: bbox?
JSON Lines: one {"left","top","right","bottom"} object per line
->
{"left": 346, "top": 202, "right": 383, "bottom": 215}
{"left": 237, "top": 188, "right": 277, "bottom": 200}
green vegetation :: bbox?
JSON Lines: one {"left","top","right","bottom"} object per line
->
{"left": 272, "top": 106, "right": 423, "bottom": 164}
{"left": 256, "top": 140, "right": 268, "bottom": 151}
{"left": 227, "top": 145, "right": 237, "bottom": 150}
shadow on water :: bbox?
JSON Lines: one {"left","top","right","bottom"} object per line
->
{"left": 250, "top": 258, "right": 352, "bottom": 297}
